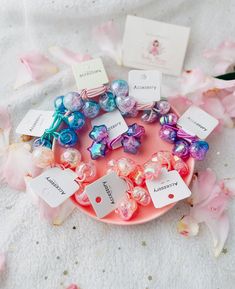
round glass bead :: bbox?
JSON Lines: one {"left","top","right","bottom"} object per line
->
{"left": 172, "top": 156, "right": 189, "bottom": 177}
{"left": 32, "top": 146, "right": 54, "bottom": 168}
{"left": 115, "top": 194, "right": 138, "bottom": 221}
{"left": 143, "top": 161, "right": 161, "bottom": 180}
{"left": 159, "top": 113, "right": 178, "bottom": 126}
{"left": 54, "top": 95, "right": 66, "bottom": 112}
{"left": 141, "top": 110, "right": 158, "bottom": 123}
{"left": 151, "top": 151, "right": 173, "bottom": 170}
{"left": 155, "top": 100, "right": 171, "bottom": 115}
{"left": 117, "top": 158, "right": 136, "bottom": 176}
{"left": 116, "top": 95, "right": 136, "bottom": 114}
{"left": 173, "top": 140, "right": 190, "bottom": 159}
{"left": 58, "top": 128, "right": 78, "bottom": 147}
{"left": 67, "top": 111, "right": 85, "bottom": 131}
{"left": 82, "top": 100, "right": 100, "bottom": 118}
{"left": 33, "top": 138, "right": 52, "bottom": 149}
{"left": 60, "top": 148, "right": 81, "bottom": 168}
{"left": 75, "top": 186, "right": 90, "bottom": 206}
{"left": 110, "top": 79, "right": 129, "bottom": 97}
{"left": 75, "top": 161, "right": 96, "bottom": 182}
{"left": 159, "top": 125, "right": 177, "bottom": 143}
{"left": 189, "top": 140, "right": 209, "bottom": 160}
{"left": 99, "top": 91, "right": 117, "bottom": 112}
{"left": 131, "top": 186, "right": 151, "bottom": 206}
{"left": 128, "top": 165, "right": 145, "bottom": 186}
{"left": 63, "top": 92, "right": 83, "bottom": 112}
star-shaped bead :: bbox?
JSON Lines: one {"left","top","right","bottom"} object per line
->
{"left": 88, "top": 141, "right": 107, "bottom": 160}
{"left": 121, "top": 136, "right": 141, "bottom": 154}
{"left": 89, "top": 125, "right": 108, "bottom": 142}
{"left": 126, "top": 123, "right": 145, "bottom": 138}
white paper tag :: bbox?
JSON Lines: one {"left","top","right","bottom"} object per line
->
{"left": 128, "top": 70, "right": 162, "bottom": 103}
{"left": 16, "top": 109, "right": 54, "bottom": 137}
{"left": 85, "top": 172, "right": 127, "bottom": 218}
{"left": 28, "top": 167, "right": 79, "bottom": 208}
{"left": 72, "top": 58, "right": 109, "bottom": 90}
{"left": 146, "top": 170, "right": 191, "bottom": 208}
{"left": 91, "top": 110, "right": 128, "bottom": 148}
{"left": 177, "top": 106, "right": 219, "bottom": 139}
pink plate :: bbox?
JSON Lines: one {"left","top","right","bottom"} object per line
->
{"left": 53, "top": 108, "right": 195, "bottom": 225}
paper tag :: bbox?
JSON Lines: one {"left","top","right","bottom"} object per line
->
{"left": 72, "top": 58, "right": 109, "bottom": 90}
{"left": 16, "top": 109, "right": 54, "bottom": 137}
{"left": 123, "top": 15, "right": 190, "bottom": 76}
{"left": 128, "top": 70, "right": 161, "bottom": 103}
{"left": 177, "top": 106, "right": 219, "bottom": 139}
{"left": 91, "top": 110, "right": 128, "bottom": 148}
{"left": 146, "top": 169, "right": 191, "bottom": 208}
{"left": 85, "top": 172, "right": 127, "bottom": 218}
{"left": 28, "top": 167, "right": 79, "bottom": 208}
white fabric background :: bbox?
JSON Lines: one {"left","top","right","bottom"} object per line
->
{"left": 1, "top": 1, "right": 235, "bottom": 288}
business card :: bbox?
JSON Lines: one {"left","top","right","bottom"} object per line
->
{"left": 123, "top": 15, "right": 190, "bottom": 76}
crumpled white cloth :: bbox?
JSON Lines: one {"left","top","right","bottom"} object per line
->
{"left": 0, "top": 1, "right": 235, "bottom": 289}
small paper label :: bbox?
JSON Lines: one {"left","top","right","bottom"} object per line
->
{"left": 128, "top": 70, "right": 162, "bottom": 103}
{"left": 72, "top": 58, "right": 109, "bottom": 90}
{"left": 146, "top": 170, "right": 191, "bottom": 208}
{"left": 29, "top": 167, "right": 79, "bottom": 208}
{"left": 85, "top": 172, "right": 127, "bottom": 218}
{"left": 91, "top": 110, "right": 128, "bottom": 148}
{"left": 177, "top": 106, "right": 219, "bottom": 139}
{"left": 16, "top": 109, "right": 54, "bottom": 137}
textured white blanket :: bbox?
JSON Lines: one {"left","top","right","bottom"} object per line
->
{"left": 1, "top": 1, "right": 235, "bottom": 289}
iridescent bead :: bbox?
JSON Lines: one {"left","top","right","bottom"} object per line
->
{"left": 58, "top": 128, "right": 78, "bottom": 147}
{"left": 63, "top": 92, "right": 83, "bottom": 112}
{"left": 32, "top": 146, "right": 54, "bottom": 168}
{"left": 89, "top": 125, "right": 108, "bottom": 142}
{"left": 121, "top": 104, "right": 138, "bottom": 118}
{"left": 189, "top": 140, "right": 209, "bottom": 160}
{"left": 159, "top": 125, "right": 177, "bottom": 143}
{"left": 115, "top": 194, "right": 138, "bottom": 221}
{"left": 129, "top": 165, "right": 145, "bottom": 186}
{"left": 54, "top": 95, "right": 66, "bottom": 112}
{"left": 33, "top": 138, "right": 52, "bottom": 149}
{"left": 110, "top": 79, "right": 129, "bottom": 97}
{"left": 159, "top": 113, "right": 178, "bottom": 126}
{"left": 99, "top": 91, "right": 117, "bottom": 112}
{"left": 131, "top": 186, "right": 151, "bottom": 206}
{"left": 151, "top": 151, "right": 173, "bottom": 170}
{"left": 116, "top": 95, "right": 136, "bottom": 114}
{"left": 141, "top": 110, "right": 158, "bottom": 123}
{"left": 143, "top": 161, "right": 161, "bottom": 180}
{"left": 107, "top": 159, "right": 118, "bottom": 174}
{"left": 75, "top": 161, "right": 96, "bottom": 182}
{"left": 88, "top": 141, "right": 107, "bottom": 159}
{"left": 121, "top": 136, "right": 141, "bottom": 154}
{"left": 75, "top": 186, "right": 90, "bottom": 206}
{"left": 67, "top": 111, "right": 85, "bottom": 131}
{"left": 60, "top": 148, "right": 81, "bottom": 168}
{"left": 82, "top": 100, "right": 100, "bottom": 118}
{"left": 172, "top": 156, "right": 189, "bottom": 177}
{"left": 126, "top": 123, "right": 145, "bottom": 138}
{"left": 117, "top": 158, "right": 136, "bottom": 176}
{"left": 155, "top": 100, "right": 171, "bottom": 115}
{"left": 173, "top": 140, "right": 190, "bottom": 159}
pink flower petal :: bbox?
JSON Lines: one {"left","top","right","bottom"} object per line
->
{"left": 92, "top": 21, "right": 122, "bottom": 65}
{"left": 177, "top": 215, "right": 199, "bottom": 237}
{"left": 2, "top": 143, "right": 41, "bottom": 191}
{"left": 66, "top": 284, "right": 79, "bottom": 289}
{"left": 221, "top": 92, "right": 235, "bottom": 118}
{"left": 0, "top": 106, "right": 11, "bottom": 129}
{"left": 168, "top": 95, "right": 192, "bottom": 115}
{"left": 0, "top": 252, "right": 6, "bottom": 273}
{"left": 49, "top": 46, "right": 91, "bottom": 66}
{"left": 15, "top": 52, "right": 58, "bottom": 89}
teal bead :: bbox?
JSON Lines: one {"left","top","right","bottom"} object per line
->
{"left": 99, "top": 91, "right": 117, "bottom": 112}
{"left": 67, "top": 111, "right": 85, "bottom": 131}
{"left": 54, "top": 95, "right": 66, "bottom": 112}
{"left": 110, "top": 79, "right": 129, "bottom": 97}
{"left": 58, "top": 128, "right": 78, "bottom": 147}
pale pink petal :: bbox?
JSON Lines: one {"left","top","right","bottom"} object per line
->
{"left": 204, "top": 40, "right": 235, "bottom": 74}
{"left": 177, "top": 215, "right": 199, "bottom": 237}
{"left": 221, "top": 92, "right": 235, "bottom": 117}
{"left": 52, "top": 198, "right": 76, "bottom": 225}
{"left": 222, "top": 178, "right": 235, "bottom": 197}
{"left": 190, "top": 169, "right": 218, "bottom": 205}
{"left": 15, "top": 52, "right": 58, "bottom": 89}
{"left": 2, "top": 143, "right": 41, "bottom": 191}
{"left": 0, "top": 106, "right": 11, "bottom": 129}
{"left": 0, "top": 252, "right": 6, "bottom": 273}
{"left": 66, "top": 284, "right": 79, "bottom": 289}
{"left": 93, "top": 21, "right": 122, "bottom": 65}
{"left": 49, "top": 46, "right": 91, "bottom": 66}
